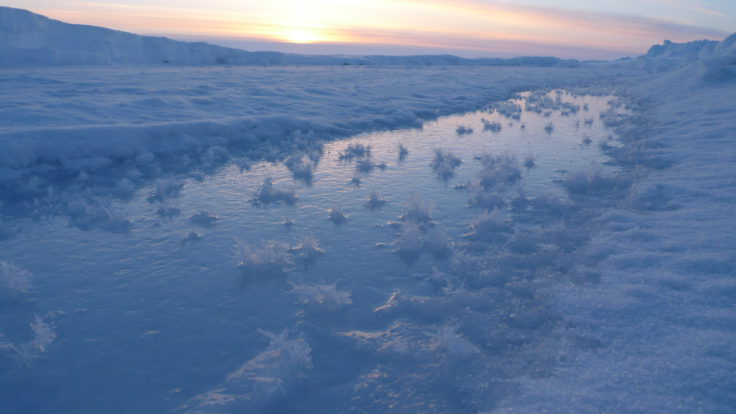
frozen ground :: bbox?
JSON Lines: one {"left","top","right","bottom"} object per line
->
{"left": 1, "top": 21, "right": 735, "bottom": 414}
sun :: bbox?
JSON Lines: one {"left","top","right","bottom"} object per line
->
{"left": 284, "top": 27, "right": 321, "bottom": 44}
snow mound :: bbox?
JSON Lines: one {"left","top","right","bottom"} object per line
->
{"left": 626, "top": 33, "right": 736, "bottom": 80}
{"left": 701, "top": 33, "right": 736, "bottom": 82}
{"left": 638, "top": 39, "right": 719, "bottom": 72}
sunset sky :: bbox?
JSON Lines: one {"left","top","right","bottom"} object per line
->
{"left": 6, "top": 0, "right": 736, "bottom": 59}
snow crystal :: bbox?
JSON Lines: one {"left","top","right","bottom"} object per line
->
{"left": 289, "top": 282, "right": 352, "bottom": 309}
{"left": 156, "top": 202, "right": 181, "bottom": 219}
{"left": 66, "top": 201, "right": 132, "bottom": 233}
{"left": 398, "top": 144, "right": 409, "bottom": 161}
{"left": 146, "top": 179, "right": 183, "bottom": 203}
{"left": 464, "top": 211, "right": 512, "bottom": 242}
{"left": 188, "top": 210, "right": 217, "bottom": 228}
{"left": 393, "top": 222, "right": 425, "bottom": 262}
{"left": 475, "top": 153, "right": 522, "bottom": 191}
{"left": 399, "top": 196, "right": 433, "bottom": 225}
{"left": 234, "top": 240, "right": 292, "bottom": 279}
{"left": 284, "top": 154, "right": 315, "bottom": 184}
{"left": 423, "top": 228, "right": 454, "bottom": 260}
{"left": 431, "top": 149, "right": 462, "bottom": 181}
{"left": 0, "top": 261, "right": 32, "bottom": 293}
{"left": 481, "top": 119, "right": 503, "bottom": 132}
{"left": 366, "top": 190, "right": 387, "bottom": 210}
{"left": 0, "top": 315, "right": 56, "bottom": 367}
{"left": 327, "top": 208, "right": 347, "bottom": 225}
{"left": 489, "top": 101, "right": 522, "bottom": 120}
{"left": 289, "top": 236, "right": 326, "bottom": 265}
{"left": 355, "top": 159, "right": 386, "bottom": 174}
{"left": 251, "top": 177, "right": 298, "bottom": 206}
{"left": 563, "top": 166, "right": 632, "bottom": 196}
{"left": 523, "top": 155, "right": 536, "bottom": 169}
{"left": 182, "top": 231, "right": 202, "bottom": 245}
{"left": 338, "top": 143, "right": 371, "bottom": 161}
{"left": 428, "top": 323, "right": 480, "bottom": 358}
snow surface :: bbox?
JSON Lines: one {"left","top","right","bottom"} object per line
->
{"left": 1, "top": 8, "right": 735, "bottom": 414}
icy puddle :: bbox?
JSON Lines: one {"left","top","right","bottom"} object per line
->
{"left": 1, "top": 90, "right": 627, "bottom": 413}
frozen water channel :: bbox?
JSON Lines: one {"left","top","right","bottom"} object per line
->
{"left": 1, "top": 90, "right": 627, "bottom": 413}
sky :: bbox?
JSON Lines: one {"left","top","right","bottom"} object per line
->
{"left": 5, "top": 0, "right": 736, "bottom": 59}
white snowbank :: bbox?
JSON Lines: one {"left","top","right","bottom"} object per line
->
{"left": 495, "top": 33, "right": 736, "bottom": 414}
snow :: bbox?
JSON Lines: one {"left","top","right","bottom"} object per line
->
{"left": 1, "top": 7, "right": 735, "bottom": 414}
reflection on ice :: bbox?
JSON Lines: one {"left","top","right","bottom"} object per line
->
{"left": 0, "top": 89, "right": 631, "bottom": 412}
